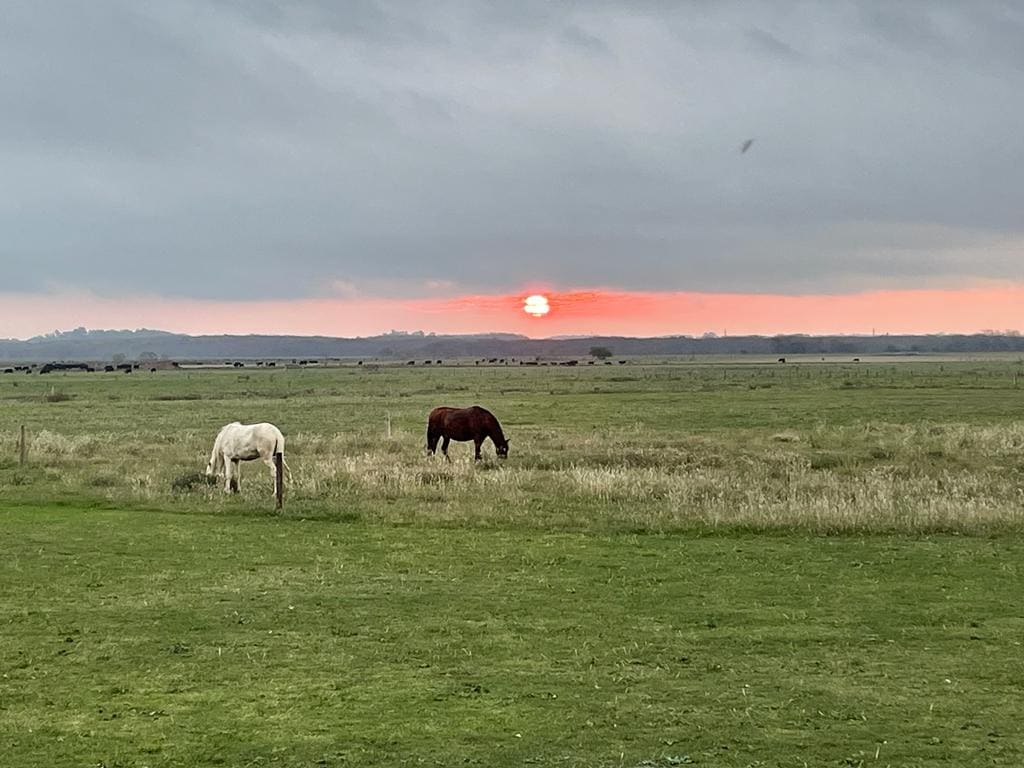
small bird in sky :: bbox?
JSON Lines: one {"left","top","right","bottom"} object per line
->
{"left": 740, "top": 138, "right": 755, "bottom": 154}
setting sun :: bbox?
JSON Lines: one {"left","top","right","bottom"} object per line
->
{"left": 523, "top": 294, "right": 550, "bottom": 317}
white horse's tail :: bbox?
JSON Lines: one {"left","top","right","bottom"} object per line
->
{"left": 273, "top": 432, "right": 293, "bottom": 479}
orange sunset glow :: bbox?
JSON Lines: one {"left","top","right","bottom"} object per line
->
{"left": 3, "top": 285, "right": 1022, "bottom": 340}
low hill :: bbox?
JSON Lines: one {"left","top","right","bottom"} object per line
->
{"left": 2, "top": 327, "right": 1024, "bottom": 363}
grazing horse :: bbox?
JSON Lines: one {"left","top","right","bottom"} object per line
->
{"left": 427, "top": 406, "right": 509, "bottom": 461}
{"left": 205, "top": 422, "right": 289, "bottom": 494}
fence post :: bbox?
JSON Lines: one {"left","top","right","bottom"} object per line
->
{"left": 386, "top": 412, "right": 392, "bottom": 439}
{"left": 19, "top": 425, "right": 26, "bottom": 465}
{"left": 274, "top": 453, "right": 284, "bottom": 511}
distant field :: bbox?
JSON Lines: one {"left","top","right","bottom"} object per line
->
{"left": 3, "top": 359, "right": 1024, "bottom": 766}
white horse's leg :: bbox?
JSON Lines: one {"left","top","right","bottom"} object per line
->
{"left": 265, "top": 454, "right": 278, "bottom": 495}
{"left": 223, "top": 455, "right": 233, "bottom": 492}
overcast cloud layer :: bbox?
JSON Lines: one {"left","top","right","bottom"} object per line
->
{"left": 3, "top": 1, "right": 1024, "bottom": 302}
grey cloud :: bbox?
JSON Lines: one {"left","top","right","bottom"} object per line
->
{"left": 560, "top": 24, "right": 615, "bottom": 58}
{"left": 744, "top": 27, "right": 803, "bottom": 62}
{"left": 2, "top": 0, "right": 1023, "bottom": 301}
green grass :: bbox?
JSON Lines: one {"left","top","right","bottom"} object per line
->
{"left": 4, "top": 506, "right": 1023, "bottom": 767}
{"left": 3, "top": 359, "right": 1024, "bottom": 765}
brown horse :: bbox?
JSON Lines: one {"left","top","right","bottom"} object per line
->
{"left": 427, "top": 406, "right": 509, "bottom": 461}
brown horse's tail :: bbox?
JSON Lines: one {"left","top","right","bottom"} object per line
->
{"left": 426, "top": 409, "right": 443, "bottom": 452}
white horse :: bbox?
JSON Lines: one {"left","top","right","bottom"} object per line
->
{"left": 205, "top": 422, "right": 289, "bottom": 495}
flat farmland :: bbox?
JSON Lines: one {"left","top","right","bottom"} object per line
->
{"left": 2, "top": 359, "right": 1024, "bottom": 766}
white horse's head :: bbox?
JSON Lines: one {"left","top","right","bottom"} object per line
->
{"left": 205, "top": 448, "right": 225, "bottom": 477}
{"left": 205, "top": 423, "right": 237, "bottom": 477}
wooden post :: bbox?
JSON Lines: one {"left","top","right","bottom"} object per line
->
{"left": 386, "top": 412, "right": 392, "bottom": 439}
{"left": 19, "top": 425, "right": 26, "bottom": 465}
{"left": 274, "top": 453, "right": 284, "bottom": 511}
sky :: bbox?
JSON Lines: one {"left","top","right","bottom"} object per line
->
{"left": 2, "top": 1, "right": 1023, "bottom": 338}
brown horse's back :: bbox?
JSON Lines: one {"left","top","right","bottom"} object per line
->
{"left": 428, "top": 406, "right": 492, "bottom": 440}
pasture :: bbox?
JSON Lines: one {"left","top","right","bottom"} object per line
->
{"left": 3, "top": 358, "right": 1024, "bottom": 766}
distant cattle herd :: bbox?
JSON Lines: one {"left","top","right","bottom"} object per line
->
{"left": 1, "top": 356, "right": 872, "bottom": 376}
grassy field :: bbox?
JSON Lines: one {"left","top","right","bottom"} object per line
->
{"left": 4, "top": 358, "right": 1024, "bottom": 532}
{"left": 3, "top": 358, "right": 1024, "bottom": 766}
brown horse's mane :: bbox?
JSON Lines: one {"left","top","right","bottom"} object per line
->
{"left": 479, "top": 407, "right": 507, "bottom": 445}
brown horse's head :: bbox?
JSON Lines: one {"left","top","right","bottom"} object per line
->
{"left": 495, "top": 437, "right": 509, "bottom": 459}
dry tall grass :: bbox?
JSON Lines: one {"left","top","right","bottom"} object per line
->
{"left": 6, "top": 421, "right": 1024, "bottom": 533}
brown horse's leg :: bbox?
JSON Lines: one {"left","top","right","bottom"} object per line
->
{"left": 473, "top": 438, "right": 483, "bottom": 461}
{"left": 441, "top": 436, "right": 451, "bottom": 462}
